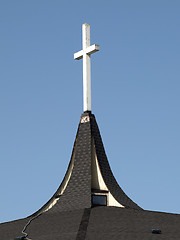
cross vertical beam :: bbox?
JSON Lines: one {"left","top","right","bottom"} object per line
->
{"left": 74, "top": 23, "right": 99, "bottom": 112}
{"left": 83, "top": 24, "right": 91, "bottom": 112}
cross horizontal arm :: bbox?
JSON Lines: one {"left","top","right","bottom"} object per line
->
{"left": 74, "top": 50, "right": 83, "bottom": 60}
{"left": 74, "top": 44, "right": 100, "bottom": 60}
{"left": 86, "top": 44, "right": 100, "bottom": 55}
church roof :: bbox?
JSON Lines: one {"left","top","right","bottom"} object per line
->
{"left": 1, "top": 206, "right": 180, "bottom": 239}
{"left": 1, "top": 112, "right": 180, "bottom": 240}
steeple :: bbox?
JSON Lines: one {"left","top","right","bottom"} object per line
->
{"left": 27, "top": 24, "right": 141, "bottom": 215}
{"left": 3, "top": 23, "right": 180, "bottom": 240}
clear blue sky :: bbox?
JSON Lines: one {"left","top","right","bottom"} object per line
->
{"left": 0, "top": 1, "right": 180, "bottom": 223}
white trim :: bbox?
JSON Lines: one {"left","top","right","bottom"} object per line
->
{"left": 91, "top": 139, "right": 124, "bottom": 208}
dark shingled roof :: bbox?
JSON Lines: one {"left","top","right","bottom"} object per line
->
{"left": 1, "top": 207, "right": 180, "bottom": 240}
{"left": 1, "top": 112, "right": 180, "bottom": 240}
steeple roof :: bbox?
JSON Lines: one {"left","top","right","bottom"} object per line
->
{"left": 30, "top": 112, "right": 141, "bottom": 215}
{"left": 1, "top": 23, "right": 180, "bottom": 240}
{"left": 1, "top": 112, "right": 180, "bottom": 240}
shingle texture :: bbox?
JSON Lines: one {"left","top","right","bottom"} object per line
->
{"left": 2, "top": 207, "right": 180, "bottom": 240}
{"left": 1, "top": 112, "right": 180, "bottom": 240}
{"left": 49, "top": 117, "right": 92, "bottom": 212}
{"left": 86, "top": 207, "right": 180, "bottom": 240}
{"left": 27, "top": 209, "right": 85, "bottom": 240}
{"left": 0, "top": 218, "right": 29, "bottom": 240}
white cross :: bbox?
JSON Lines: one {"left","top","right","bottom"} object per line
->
{"left": 74, "top": 23, "right": 99, "bottom": 112}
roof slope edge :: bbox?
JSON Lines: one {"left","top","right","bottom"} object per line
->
{"left": 90, "top": 114, "right": 142, "bottom": 210}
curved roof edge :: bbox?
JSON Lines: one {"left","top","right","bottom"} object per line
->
{"left": 90, "top": 113, "right": 142, "bottom": 210}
